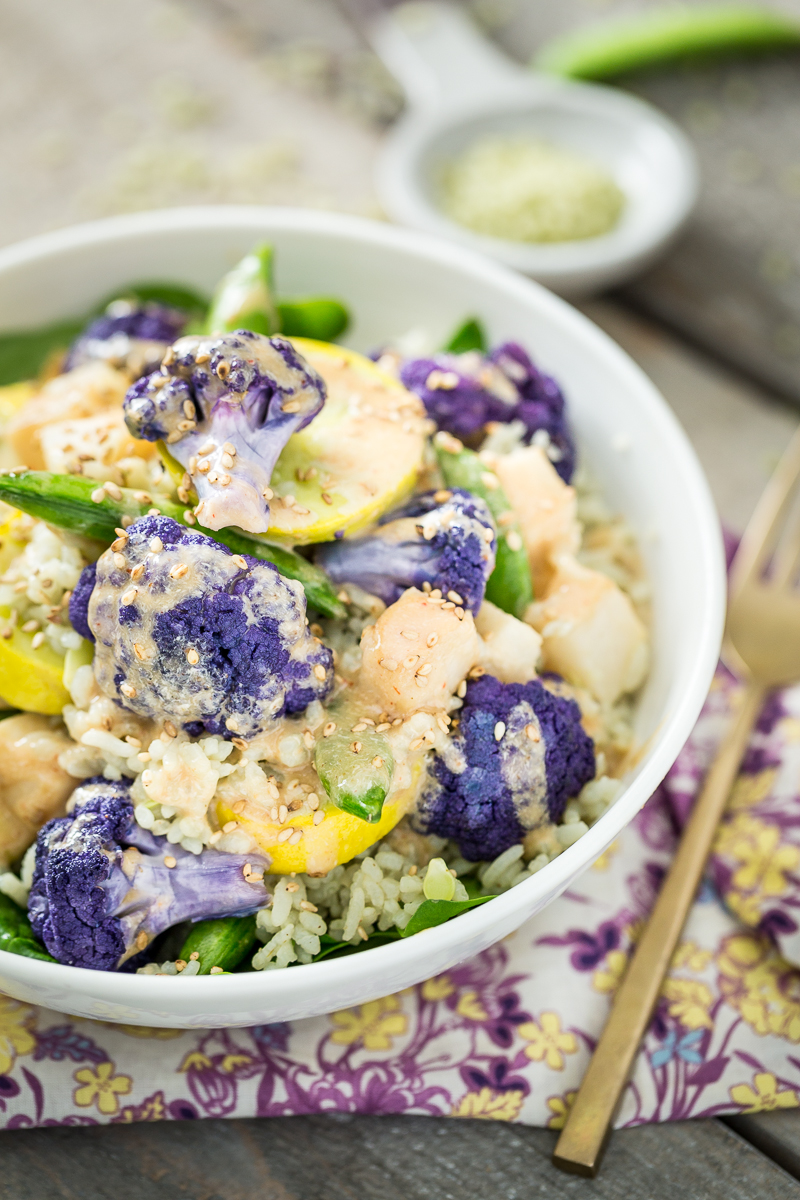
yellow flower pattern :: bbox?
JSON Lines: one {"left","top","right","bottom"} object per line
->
{"left": 73, "top": 1062, "right": 132, "bottom": 1115}
{"left": 451, "top": 1088, "right": 525, "bottom": 1121}
{"left": 0, "top": 998, "right": 35, "bottom": 1076}
{"left": 718, "top": 934, "right": 800, "bottom": 1042}
{"left": 330, "top": 996, "right": 407, "bottom": 1050}
{"left": 714, "top": 815, "right": 800, "bottom": 928}
{"left": 672, "top": 941, "right": 713, "bottom": 973}
{"left": 661, "top": 979, "right": 714, "bottom": 1030}
{"left": 421, "top": 975, "right": 455, "bottom": 1002}
{"left": 592, "top": 841, "right": 620, "bottom": 872}
{"left": 593, "top": 949, "right": 628, "bottom": 995}
{"left": 726, "top": 769, "right": 778, "bottom": 811}
{"left": 455, "top": 991, "right": 489, "bottom": 1022}
{"left": 730, "top": 1072, "right": 798, "bottom": 1114}
{"left": 518, "top": 1013, "right": 578, "bottom": 1070}
{"left": 546, "top": 1090, "right": 577, "bottom": 1130}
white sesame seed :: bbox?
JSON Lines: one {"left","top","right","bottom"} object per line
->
{"left": 31, "top": 631, "right": 45, "bottom": 649}
{"left": 133, "top": 643, "right": 147, "bottom": 662}
{"left": 221, "top": 453, "right": 234, "bottom": 469}
{"left": 352, "top": 741, "right": 362, "bottom": 754}
{"left": 401, "top": 629, "right": 418, "bottom": 641}
{"left": 277, "top": 828, "right": 294, "bottom": 843}
{"left": 494, "top": 721, "right": 506, "bottom": 741}
{"left": 104, "top": 481, "right": 122, "bottom": 500}
{"left": 481, "top": 472, "right": 499, "bottom": 490}
{"left": 149, "top": 538, "right": 164, "bottom": 553}
{"left": 262, "top": 488, "right": 273, "bottom": 501}
{"left": 121, "top": 587, "right": 137, "bottom": 606}
{"left": 198, "top": 441, "right": 215, "bottom": 456}
{"left": 164, "top": 855, "right": 177, "bottom": 868}
{"left": 110, "top": 536, "right": 128, "bottom": 552}
{"left": 525, "top": 723, "right": 540, "bottom": 742}
{"left": 120, "top": 682, "right": 137, "bottom": 699}
{"left": 133, "top": 491, "right": 151, "bottom": 504}
{"left": 183, "top": 400, "right": 196, "bottom": 419}
{"left": 457, "top": 680, "right": 467, "bottom": 698}
{"left": 197, "top": 459, "right": 210, "bottom": 473}
{"left": 371, "top": 756, "right": 384, "bottom": 769}
{"left": 278, "top": 804, "right": 288, "bottom": 824}
{"left": 219, "top": 474, "right": 232, "bottom": 487}
{"left": 380, "top": 658, "right": 398, "bottom": 672}
{"left": 313, "top": 810, "right": 325, "bottom": 825}
{"left": 113, "top": 552, "right": 127, "bottom": 569}
{"left": 289, "top": 829, "right": 303, "bottom": 845}
{"left": 130, "top": 563, "right": 145, "bottom": 582}
{"left": 20, "top": 619, "right": 38, "bottom": 633}
{"left": 90, "top": 487, "right": 106, "bottom": 503}
{"left": 323, "top": 722, "right": 337, "bottom": 737}
{"left": 232, "top": 555, "right": 248, "bottom": 570}
{"left": 223, "top": 442, "right": 236, "bottom": 456}
{"left": 186, "top": 647, "right": 200, "bottom": 665}
{"left": 169, "top": 563, "right": 189, "bottom": 580}
{"left": 409, "top": 737, "right": 424, "bottom": 751}
{"left": 506, "top": 531, "right": 523, "bottom": 552}
{"left": 313, "top": 664, "right": 327, "bottom": 681}
{"left": 417, "top": 662, "right": 433, "bottom": 676}
{"left": 121, "top": 515, "right": 134, "bottom": 528}
{"left": 404, "top": 654, "right": 420, "bottom": 669}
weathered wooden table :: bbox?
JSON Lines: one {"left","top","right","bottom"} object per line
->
{"left": 2, "top": 0, "right": 800, "bottom": 1194}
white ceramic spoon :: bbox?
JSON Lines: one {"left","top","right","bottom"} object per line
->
{"left": 371, "top": 1, "right": 699, "bottom": 296}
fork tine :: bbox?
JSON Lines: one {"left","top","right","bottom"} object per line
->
{"left": 730, "top": 424, "right": 800, "bottom": 596}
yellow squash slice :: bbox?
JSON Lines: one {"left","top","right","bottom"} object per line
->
{"left": 216, "top": 763, "right": 423, "bottom": 876}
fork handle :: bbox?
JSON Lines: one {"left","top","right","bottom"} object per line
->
{"left": 553, "top": 679, "right": 767, "bottom": 1178}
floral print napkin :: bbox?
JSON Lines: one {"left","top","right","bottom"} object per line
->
{"left": 1, "top": 666, "right": 800, "bottom": 1130}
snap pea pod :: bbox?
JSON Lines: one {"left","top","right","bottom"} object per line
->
{"left": 435, "top": 437, "right": 533, "bottom": 619}
{"left": 0, "top": 470, "right": 346, "bottom": 619}
{"left": 206, "top": 243, "right": 279, "bottom": 337}
{"left": 536, "top": 5, "right": 800, "bottom": 80}
{"left": 179, "top": 915, "right": 258, "bottom": 974}
{"left": 442, "top": 316, "right": 487, "bottom": 355}
{"left": 206, "top": 243, "right": 350, "bottom": 342}
{"left": 0, "top": 891, "right": 56, "bottom": 961}
{"left": 314, "top": 721, "right": 394, "bottom": 823}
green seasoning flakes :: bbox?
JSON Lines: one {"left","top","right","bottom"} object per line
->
{"left": 440, "top": 136, "right": 625, "bottom": 244}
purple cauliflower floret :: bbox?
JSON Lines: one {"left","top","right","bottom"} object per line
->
{"left": 86, "top": 515, "right": 333, "bottom": 738}
{"left": 27, "top": 779, "right": 270, "bottom": 971}
{"left": 415, "top": 674, "right": 595, "bottom": 861}
{"left": 399, "top": 341, "right": 575, "bottom": 482}
{"left": 315, "top": 488, "right": 496, "bottom": 613}
{"left": 123, "top": 330, "right": 326, "bottom": 533}
{"left": 69, "top": 561, "right": 96, "bottom": 643}
{"left": 65, "top": 299, "right": 188, "bottom": 379}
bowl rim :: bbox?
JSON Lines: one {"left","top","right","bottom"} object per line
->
{"left": 0, "top": 205, "right": 725, "bottom": 1009}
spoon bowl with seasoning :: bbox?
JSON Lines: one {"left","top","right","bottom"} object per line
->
{"left": 372, "top": 1, "right": 698, "bottom": 296}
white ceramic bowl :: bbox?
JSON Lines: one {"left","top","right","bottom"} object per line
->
{"left": 0, "top": 207, "right": 724, "bottom": 1027}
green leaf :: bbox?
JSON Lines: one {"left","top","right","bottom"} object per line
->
{"left": 311, "top": 930, "right": 401, "bottom": 962}
{"left": 535, "top": 5, "right": 800, "bottom": 80}
{"left": 95, "top": 282, "right": 209, "bottom": 323}
{"left": 277, "top": 298, "right": 350, "bottom": 343}
{"left": 0, "top": 320, "right": 86, "bottom": 386}
{"left": 400, "top": 895, "right": 495, "bottom": 938}
{"left": 443, "top": 317, "right": 487, "bottom": 355}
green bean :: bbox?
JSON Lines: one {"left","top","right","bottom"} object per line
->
{"left": 277, "top": 298, "right": 350, "bottom": 343}
{"left": 206, "top": 244, "right": 279, "bottom": 336}
{"left": 0, "top": 470, "right": 347, "bottom": 619}
{"left": 442, "top": 316, "right": 487, "bottom": 355}
{"left": 179, "top": 915, "right": 258, "bottom": 974}
{"left": 536, "top": 5, "right": 800, "bottom": 80}
{"left": 435, "top": 438, "right": 533, "bottom": 619}
{"left": 314, "top": 723, "right": 394, "bottom": 823}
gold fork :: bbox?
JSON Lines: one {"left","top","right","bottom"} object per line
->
{"left": 552, "top": 424, "right": 800, "bottom": 1177}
